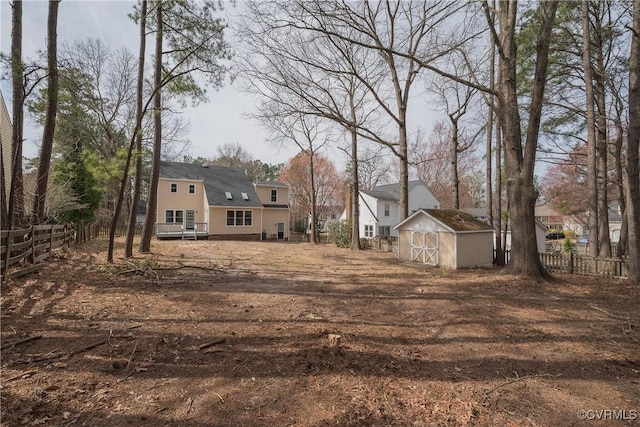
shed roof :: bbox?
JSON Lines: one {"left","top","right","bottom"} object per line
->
{"left": 394, "top": 209, "right": 494, "bottom": 232}
{"left": 159, "top": 161, "right": 263, "bottom": 207}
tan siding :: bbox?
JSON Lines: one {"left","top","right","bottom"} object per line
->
{"left": 157, "top": 178, "right": 207, "bottom": 224}
{"left": 262, "top": 208, "right": 290, "bottom": 239}
{"left": 0, "top": 92, "right": 12, "bottom": 200}
{"left": 438, "top": 232, "right": 456, "bottom": 268}
{"left": 209, "top": 206, "right": 261, "bottom": 235}
{"left": 455, "top": 233, "right": 494, "bottom": 268}
{"left": 398, "top": 230, "right": 411, "bottom": 260}
{"left": 254, "top": 184, "right": 288, "bottom": 205}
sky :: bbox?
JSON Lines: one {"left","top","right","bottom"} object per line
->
{"left": 0, "top": 0, "right": 442, "bottom": 171}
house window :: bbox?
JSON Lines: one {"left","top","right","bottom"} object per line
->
{"left": 170, "top": 183, "right": 177, "bottom": 193}
{"left": 364, "top": 224, "right": 374, "bottom": 238}
{"left": 225, "top": 191, "right": 233, "bottom": 200}
{"left": 188, "top": 184, "right": 195, "bottom": 194}
{"left": 379, "top": 226, "right": 390, "bottom": 236}
{"left": 384, "top": 204, "right": 390, "bottom": 217}
{"left": 271, "top": 189, "right": 277, "bottom": 202}
{"left": 227, "top": 210, "right": 252, "bottom": 226}
{"left": 241, "top": 192, "right": 249, "bottom": 201}
{"left": 165, "top": 210, "right": 183, "bottom": 224}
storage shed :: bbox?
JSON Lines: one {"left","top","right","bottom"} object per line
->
{"left": 393, "top": 209, "right": 494, "bottom": 269}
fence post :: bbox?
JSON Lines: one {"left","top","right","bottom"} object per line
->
{"left": 4, "top": 231, "right": 13, "bottom": 273}
{"left": 49, "top": 225, "right": 54, "bottom": 258}
{"left": 567, "top": 252, "right": 574, "bottom": 274}
{"left": 29, "top": 226, "right": 35, "bottom": 264}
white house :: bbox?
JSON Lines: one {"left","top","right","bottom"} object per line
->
{"left": 343, "top": 181, "right": 440, "bottom": 239}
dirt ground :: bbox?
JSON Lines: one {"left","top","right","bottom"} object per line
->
{"left": 1, "top": 238, "right": 639, "bottom": 426}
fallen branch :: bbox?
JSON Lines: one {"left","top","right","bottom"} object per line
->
{"left": 198, "top": 338, "right": 226, "bottom": 351}
{"left": 485, "top": 372, "right": 561, "bottom": 395}
{"left": 590, "top": 305, "right": 632, "bottom": 321}
{"left": 67, "top": 340, "right": 107, "bottom": 358}
{"left": 1, "top": 335, "right": 43, "bottom": 352}
{"left": 6, "top": 370, "right": 37, "bottom": 382}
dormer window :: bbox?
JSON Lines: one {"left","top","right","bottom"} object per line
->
{"left": 225, "top": 192, "right": 233, "bottom": 200}
{"left": 241, "top": 192, "right": 249, "bottom": 201}
{"left": 170, "top": 183, "right": 177, "bottom": 193}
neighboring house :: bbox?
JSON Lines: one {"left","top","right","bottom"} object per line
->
{"left": 156, "top": 161, "right": 290, "bottom": 240}
{"left": 343, "top": 181, "right": 440, "bottom": 239}
{"left": 0, "top": 91, "right": 12, "bottom": 203}
{"left": 499, "top": 221, "right": 548, "bottom": 253}
{"left": 394, "top": 209, "right": 494, "bottom": 269}
{"left": 462, "top": 208, "right": 489, "bottom": 223}
{"left": 312, "top": 205, "right": 344, "bottom": 233}
{"left": 534, "top": 203, "right": 565, "bottom": 230}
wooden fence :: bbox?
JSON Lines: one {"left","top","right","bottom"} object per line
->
{"left": 1, "top": 224, "right": 75, "bottom": 282}
{"left": 496, "top": 250, "right": 629, "bottom": 279}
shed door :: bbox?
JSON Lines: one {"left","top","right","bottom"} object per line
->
{"left": 411, "top": 231, "right": 438, "bottom": 265}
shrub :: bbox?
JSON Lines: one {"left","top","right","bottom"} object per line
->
{"left": 328, "top": 220, "right": 352, "bottom": 248}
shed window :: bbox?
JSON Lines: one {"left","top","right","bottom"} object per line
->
{"left": 170, "top": 183, "right": 177, "bottom": 193}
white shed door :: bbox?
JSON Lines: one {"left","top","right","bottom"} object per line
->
{"left": 411, "top": 231, "right": 438, "bottom": 265}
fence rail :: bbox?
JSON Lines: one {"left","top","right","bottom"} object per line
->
{"left": 1, "top": 224, "right": 74, "bottom": 282}
{"left": 496, "top": 249, "right": 629, "bottom": 279}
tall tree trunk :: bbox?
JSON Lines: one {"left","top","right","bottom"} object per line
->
{"left": 450, "top": 118, "right": 460, "bottom": 210}
{"left": 398, "top": 116, "right": 409, "bottom": 221}
{"left": 125, "top": 0, "right": 148, "bottom": 258}
{"left": 594, "top": 44, "right": 611, "bottom": 257}
{"left": 496, "top": 0, "right": 558, "bottom": 279}
{"left": 140, "top": 0, "right": 163, "bottom": 253}
{"left": 582, "top": 0, "right": 599, "bottom": 257}
{"left": 8, "top": 0, "right": 25, "bottom": 228}
{"left": 309, "top": 150, "right": 318, "bottom": 244}
{"left": 32, "top": 0, "right": 60, "bottom": 224}
{"left": 350, "top": 131, "right": 360, "bottom": 249}
{"left": 625, "top": 0, "right": 640, "bottom": 282}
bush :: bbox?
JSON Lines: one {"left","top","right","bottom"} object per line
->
{"left": 293, "top": 219, "right": 306, "bottom": 233}
{"left": 328, "top": 220, "right": 352, "bottom": 248}
{"left": 563, "top": 236, "right": 573, "bottom": 252}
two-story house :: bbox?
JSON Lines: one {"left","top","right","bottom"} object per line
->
{"left": 343, "top": 181, "right": 440, "bottom": 239}
{"left": 156, "top": 161, "right": 290, "bottom": 240}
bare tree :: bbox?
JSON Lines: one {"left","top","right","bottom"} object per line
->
{"left": 483, "top": 0, "right": 560, "bottom": 278}
{"left": 138, "top": 0, "right": 232, "bottom": 254}
{"left": 32, "top": 0, "right": 60, "bottom": 224}
{"left": 125, "top": 0, "right": 148, "bottom": 259}
{"left": 626, "top": 0, "right": 640, "bottom": 282}
{"left": 7, "top": 0, "right": 25, "bottom": 229}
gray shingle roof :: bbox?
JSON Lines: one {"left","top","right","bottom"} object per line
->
{"left": 159, "top": 161, "right": 263, "bottom": 207}
{"left": 361, "top": 180, "right": 426, "bottom": 202}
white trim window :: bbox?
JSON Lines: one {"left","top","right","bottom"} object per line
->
{"left": 378, "top": 225, "right": 390, "bottom": 236}
{"left": 364, "top": 224, "right": 374, "bottom": 238}
{"left": 226, "top": 210, "right": 253, "bottom": 226}
{"left": 170, "top": 183, "right": 178, "bottom": 193}
{"left": 271, "top": 189, "right": 277, "bottom": 202}
{"left": 165, "top": 210, "right": 184, "bottom": 224}
{"left": 188, "top": 184, "right": 196, "bottom": 194}
{"left": 384, "top": 204, "right": 390, "bottom": 217}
